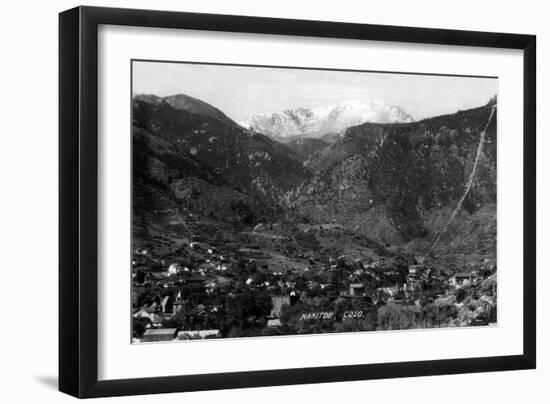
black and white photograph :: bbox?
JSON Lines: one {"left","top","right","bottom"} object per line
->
{"left": 0, "top": 0, "right": 543, "bottom": 401}
{"left": 131, "top": 60, "right": 498, "bottom": 342}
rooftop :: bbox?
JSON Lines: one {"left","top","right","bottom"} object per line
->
{"left": 143, "top": 328, "right": 177, "bottom": 336}
{"left": 177, "top": 329, "right": 220, "bottom": 339}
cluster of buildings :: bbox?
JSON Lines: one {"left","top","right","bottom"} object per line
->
{"left": 140, "top": 328, "right": 221, "bottom": 343}
{"left": 132, "top": 234, "right": 497, "bottom": 342}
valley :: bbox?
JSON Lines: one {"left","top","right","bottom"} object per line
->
{"left": 132, "top": 92, "right": 497, "bottom": 342}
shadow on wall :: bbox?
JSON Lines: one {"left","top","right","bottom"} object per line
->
{"left": 35, "top": 375, "right": 58, "bottom": 390}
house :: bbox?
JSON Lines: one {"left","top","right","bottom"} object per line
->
{"left": 450, "top": 272, "right": 475, "bottom": 287}
{"left": 149, "top": 259, "right": 165, "bottom": 270}
{"left": 193, "top": 304, "right": 207, "bottom": 316}
{"left": 378, "top": 286, "right": 400, "bottom": 297}
{"left": 215, "top": 276, "right": 232, "bottom": 288}
{"left": 151, "top": 313, "right": 165, "bottom": 327}
{"left": 479, "top": 295, "right": 496, "bottom": 309}
{"left": 270, "top": 295, "right": 291, "bottom": 318}
{"left": 406, "top": 266, "right": 425, "bottom": 290}
{"left": 134, "top": 308, "right": 165, "bottom": 328}
{"left": 168, "top": 263, "right": 182, "bottom": 275}
{"left": 160, "top": 296, "right": 174, "bottom": 313}
{"left": 216, "top": 264, "right": 228, "bottom": 272}
{"left": 205, "top": 280, "right": 218, "bottom": 292}
{"left": 365, "top": 261, "right": 384, "bottom": 270}
{"left": 176, "top": 329, "right": 220, "bottom": 340}
{"left": 408, "top": 265, "right": 425, "bottom": 275}
{"left": 150, "top": 271, "right": 169, "bottom": 280}
{"left": 388, "top": 297, "right": 404, "bottom": 305}
{"left": 414, "top": 255, "right": 427, "bottom": 265}
{"left": 267, "top": 319, "right": 282, "bottom": 327}
{"left": 172, "top": 294, "right": 184, "bottom": 314}
{"left": 470, "top": 317, "right": 489, "bottom": 327}
{"left": 349, "top": 283, "right": 365, "bottom": 296}
{"left": 186, "top": 276, "right": 206, "bottom": 284}
{"left": 406, "top": 277, "right": 422, "bottom": 291}
{"left": 140, "top": 328, "right": 177, "bottom": 343}
{"left": 133, "top": 304, "right": 157, "bottom": 322}
{"left": 133, "top": 255, "right": 148, "bottom": 267}
{"left": 132, "top": 293, "right": 139, "bottom": 308}
{"left": 238, "top": 248, "right": 271, "bottom": 259}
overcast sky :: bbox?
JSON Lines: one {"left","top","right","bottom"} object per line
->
{"left": 133, "top": 61, "right": 497, "bottom": 122}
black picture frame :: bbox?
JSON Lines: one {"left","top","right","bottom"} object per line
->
{"left": 59, "top": 5, "right": 536, "bottom": 398}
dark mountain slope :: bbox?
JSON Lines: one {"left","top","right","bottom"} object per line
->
{"left": 283, "top": 137, "right": 330, "bottom": 162}
{"left": 133, "top": 97, "right": 310, "bottom": 201}
{"left": 285, "top": 101, "right": 497, "bottom": 252}
{"left": 133, "top": 125, "right": 278, "bottom": 239}
{"left": 134, "top": 93, "right": 240, "bottom": 128}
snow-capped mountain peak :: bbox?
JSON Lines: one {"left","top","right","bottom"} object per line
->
{"left": 240, "top": 100, "right": 413, "bottom": 140}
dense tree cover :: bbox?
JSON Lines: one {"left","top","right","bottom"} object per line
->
{"left": 377, "top": 305, "right": 418, "bottom": 330}
{"left": 377, "top": 303, "right": 459, "bottom": 330}
{"left": 223, "top": 289, "right": 272, "bottom": 331}
{"left": 368, "top": 132, "right": 430, "bottom": 239}
{"left": 289, "top": 103, "right": 497, "bottom": 243}
{"left": 161, "top": 286, "right": 273, "bottom": 337}
{"left": 136, "top": 288, "right": 161, "bottom": 307}
{"left": 132, "top": 317, "right": 151, "bottom": 338}
{"left": 365, "top": 106, "right": 496, "bottom": 240}
{"left": 133, "top": 98, "right": 310, "bottom": 201}
{"left": 134, "top": 270, "right": 146, "bottom": 285}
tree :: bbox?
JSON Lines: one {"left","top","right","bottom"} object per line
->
{"left": 420, "top": 303, "right": 458, "bottom": 328}
{"left": 377, "top": 305, "right": 417, "bottom": 330}
{"left": 132, "top": 317, "right": 151, "bottom": 338}
{"left": 136, "top": 289, "right": 160, "bottom": 307}
{"left": 135, "top": 270, "right": 146, "bottom": 285}
{"left": 455, "top": 288, "right": 466, "bottom": 303}
{"left": 224, "top": 289, "right": 272, "bottom": 332}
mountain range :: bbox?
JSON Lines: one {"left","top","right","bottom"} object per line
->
{"left": 133, "top": 92, "right": 496, "bottom": 258}
{"left": 240, "top": 100, "right": 414, "bottom": 140}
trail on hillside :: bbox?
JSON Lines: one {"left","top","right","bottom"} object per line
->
{"left": 430, "top": 105, "right": 497, "bottom": 251}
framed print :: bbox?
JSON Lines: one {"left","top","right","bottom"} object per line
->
{"left": 59, "top": 6, "right": 536, "bottom": 398}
